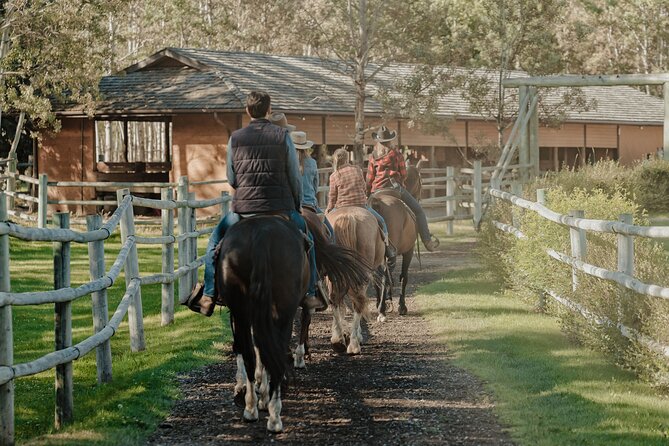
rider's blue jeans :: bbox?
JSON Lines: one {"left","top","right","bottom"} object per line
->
{"left": 202, "top": 210, "right": 317, "bottom": 298}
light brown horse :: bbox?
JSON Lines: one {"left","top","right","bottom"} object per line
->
{"left": 326, "top": 206, "right": 387, "bottom": 354}
{"left": 369, "top": 191, "right": 417, "bottom": 315}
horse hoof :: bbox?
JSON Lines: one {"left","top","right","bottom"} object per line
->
{"left": 377, "top": 314, "right": 387, "bottom": 323}
{"left": 294, "top": 357, "right": 306, "bottom": 369}
{"left": 331, "top": 341, "right": 347, "bottom": 354}
{"left": 399, "top": 306, "right": 408, "bottom": 316}
{"left": 267, "top": 418, "right": 283, "bottom": 433}
{"left": 347, "top": 341, "right": 361, "bottom": 355}
{"left": 233, "top": 389, "right": 246, "bottom": 408}
{"left": 243, "top": 408, "right": 259, "bottom": 422}
{"left": 258, "top": 399, "right": 268, "bottom": 411}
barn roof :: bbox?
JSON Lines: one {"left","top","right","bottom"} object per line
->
{"left": 88, "top": 47, "right": 665, "bottom": 125}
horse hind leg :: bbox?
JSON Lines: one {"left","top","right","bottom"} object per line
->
{"left": 294, "top": 307, "right": 312, "bottom": 369}
{"left": 254, "top": 347, "right": 270, "bottom": 410}
{"left": 347, "top": 310, "right": 363, "bottom": 355}
{"left": 234, "top": 354, "right": 246, "bottom": 407}
{"left": 241, "top": 348, "right": 259, "bottom": 422}
{"left": 330, "top": 303, "right": 347, "bottom": 353}
{"left": 399, "top": 251, "right": 413, "bottom": 315}
{"left": 375, "top": 266, "right": 388, "bottom": 323}
{"left": 266, "top": 384, "right": 283, "bottom": 433}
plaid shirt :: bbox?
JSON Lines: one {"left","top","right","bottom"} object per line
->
{"left": 366, "top": 146, "right": 407, "bottom": 193}
{"left": 326, "top": 165, "right": 368, "bottom": 211}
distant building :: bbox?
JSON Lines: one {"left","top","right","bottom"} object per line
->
{"left": 42, "top": 47, "right": 664, "bottom": 213}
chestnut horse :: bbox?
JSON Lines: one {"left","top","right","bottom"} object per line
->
{"left": 369, "top": 192, "right": 417, "bottom": 315}
{"left": 216, "top": 215, "right": 370, "bottom": 432}
{"left": 327, "top": 206, "right": 388, "bottom": 354}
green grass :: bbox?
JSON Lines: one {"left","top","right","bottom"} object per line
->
{"left": 649, "top": 212, "right": 669, "bottom": 252}
{"left": 8, "top": 234, "right": 229, "bottom": 445}
{"left": 419, "top": 227, "right": 669, "bottom": 445}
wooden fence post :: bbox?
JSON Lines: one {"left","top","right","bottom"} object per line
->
{"left": 221, "top": 191, "right": 230, "bottom": 217}
{"left": 177, "top": 177, "right": 190, "bottom": 304}
{"left": 5, "top": 159, "right": 16, "bottom": 211}
{"left": 535, "top": 189, "right": 547, "bottom": 312}
{"left": 0, "top": 193, "right": 15, "bottom": 446}
{"left": 511, "top": 182, "right": 523, "bottom": 228}
{"left": 116, "top": 189, "right": 145, "bottom": 352}
{"left": 446, "top": 166, "right": 455, "bottom": 236}
{"left": 473, "top": 160, "right": 483, "bottom": 228}
{"left": 161, "top": 189, "right": 175, "bottom": 326}
{"left": 569, "top": 210, "right": 587, "bottom": 292}
{"left": 53, "top": 212, "right": 73, "bottom": 429}
{"left": 188, "top": 192, "right": 198, "bottom": 290}
{"left": 528, "top": 86, "right": 540, "bottom": 177}
{"left": 38, "top": 174, "right": 48, "bottom": 229}
{"left": 86, "top": 215, "right": 113, "bottom": 383}
{"left": 617, "top": 213, "right": 634, "bottom": 325}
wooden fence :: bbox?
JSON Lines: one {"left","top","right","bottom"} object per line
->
{"left": 489, "top": 187, "right": 669, "bottom": 359}
{"left": 0, "top": 177, "right": 230, "bottom": 446}
{"left": 0, "top": 170, "right": 228, "bottom": 229}
{"left": 317, "top": 160, "right": 528, "bottom": 235}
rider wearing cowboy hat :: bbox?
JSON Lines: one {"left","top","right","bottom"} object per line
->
{"left": 366, "top": 125, "right": 439, "bottom": 252}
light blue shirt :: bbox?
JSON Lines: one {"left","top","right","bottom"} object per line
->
{"left": 226, "top": 126, "right": 303, "bottom": 209}
{"left": 301, "top": 156, "right": 319, "bottom": 208}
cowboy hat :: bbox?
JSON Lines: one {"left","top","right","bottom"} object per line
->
{"left": 291, "top": 131, "right": 314, "bottom": 149}
{"left": 269, "top": 111, "right": 296, "bottom": 131}
{"left": 372, "top": 125, "right": 397, "bottom": 143}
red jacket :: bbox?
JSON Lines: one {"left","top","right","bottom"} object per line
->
{"left": 366, "top": 145, "right": 407, "bottom": 193}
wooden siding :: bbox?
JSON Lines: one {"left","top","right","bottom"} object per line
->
{"left": 585, "top": 124, "right": 617, "bottom": 148}
{"left": 539, "top": 123, "right": 585, "bottom": 147}
{"left": 399, "top": 120, "right": 466, "bottom": 147}
{"left": 619, "top": 125, "right": 662, "bottom": 165}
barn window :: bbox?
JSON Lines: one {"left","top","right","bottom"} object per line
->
{"left": 94, "top": 118, "right": 172, "bottom": 171}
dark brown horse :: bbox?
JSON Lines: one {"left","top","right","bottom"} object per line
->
{"left": 215, "top": 215, "right": 370, "bottom": 432}
{"left": 369, "top": 190, "right": 418, "bottom": 316}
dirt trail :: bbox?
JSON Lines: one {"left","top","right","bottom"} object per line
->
{"left": 147, "top": 240, "right": 514, "bottom": 445}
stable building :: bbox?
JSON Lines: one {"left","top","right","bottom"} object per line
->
{"left": 41, "top": 47, "right": 665, "bottom": 213}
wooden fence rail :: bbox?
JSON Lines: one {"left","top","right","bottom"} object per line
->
{"left": 489, "top": 187, "right": 669, "bottom": 360}
{"left": 0, "top": 174, "right": 231, "bottom": 446}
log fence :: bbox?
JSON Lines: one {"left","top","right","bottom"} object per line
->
{"left": 489, "top": 187, "right": 669, "bottom": 360}
{"left": 0, "top": 175, "right": 230, "bottom": 446}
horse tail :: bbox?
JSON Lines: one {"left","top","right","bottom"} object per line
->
{"left": 248, "top": 243, "right": 285, "bottom": 394}
{"left": 308, "top": 216, "right": 373, "bottom": 314}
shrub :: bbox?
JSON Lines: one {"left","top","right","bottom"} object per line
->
{"left": 481, "top": 183, "right": 669, "bottom": 389}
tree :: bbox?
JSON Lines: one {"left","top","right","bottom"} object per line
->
{"left": 301, "top": 0, "right": 443, "bottom": 163}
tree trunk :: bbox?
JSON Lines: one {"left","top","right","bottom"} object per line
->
{"left": 353, "top": 65, "right": 366, "bottom": 165}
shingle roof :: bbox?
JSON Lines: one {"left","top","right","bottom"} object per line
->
{"left": 93, "top": 47, "right": 665, "bottom": 124}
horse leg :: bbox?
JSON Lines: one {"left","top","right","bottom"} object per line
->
{"left": 241, "top": 341, "right": 258, "bottom": 422}
{"left": 234, "top": 354, "right": 247, "bottom": 407}
{"left": 347, "top": 309, "right": 363, "bottom": 355}
{"left": 399, "top": 251, "right": 413, "bottom": 316}
{"left": 266, "top": 385, "right": 283, "bottom": 433}
{"left": 330, "top": 303, "right": 347, "bottom": 352}
{"left": 254, "top": 347, "right": 270, "bottom": 410}
{"left": 375, "top": 265, "right": 388, "bottom": 323}
{"left": 294, "top": 307, "right": 313, "bottom": 369}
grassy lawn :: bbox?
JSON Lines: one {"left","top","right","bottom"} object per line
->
{"left": 420, "top": 224, "right": 669, "bottom": 445}
{"left": 8, "top": 232, "right": 229, "bottom": 445}
{"left": 649, "top": 212, "right": 669, "bottom": 251}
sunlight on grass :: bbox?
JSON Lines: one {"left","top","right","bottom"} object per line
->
{"left": 8, "top": 234, "right": 230, "bottom": 445}
{"left": 419, "top": 264, "right": 669, "bottom": 446}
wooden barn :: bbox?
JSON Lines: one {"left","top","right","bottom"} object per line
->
{"left": 41, "top": 47, "right": 665, "bottom": 213}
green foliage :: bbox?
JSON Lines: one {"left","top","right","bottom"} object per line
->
{"left": 481, "top": 176, "right": 669, "bottom": 389}
{"left": 420, "top": 264, "right": 669, "bottom": 446}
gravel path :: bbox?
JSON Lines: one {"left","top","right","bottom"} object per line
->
{"left": 147, "top": 240, "right": 515, "bottom": 445}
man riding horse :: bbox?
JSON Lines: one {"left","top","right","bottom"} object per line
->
{"left": 185, "top": 91, "right": 326, "bottom": 315}
{"left": 366, "top": 125, "right": 439, "bottom": 252}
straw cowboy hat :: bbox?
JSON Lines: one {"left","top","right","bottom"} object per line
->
{"left": 372, "top": 125, "right": 397, "bottom": 143}
{"left": 269, "top": 111, "right": 296, "bottom": 131}
{"left": 291, "top": 131, "right": 314, "bottom": 150}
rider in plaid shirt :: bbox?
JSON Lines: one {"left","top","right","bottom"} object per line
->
{"left": 366, "top": 126, "right": 439, "bottom": 252}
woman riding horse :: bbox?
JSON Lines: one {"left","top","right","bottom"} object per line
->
{"left": 366, "top": 125, "right": 439, "bottom": 252}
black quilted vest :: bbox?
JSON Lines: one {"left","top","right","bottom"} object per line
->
{"left": 229, "top": 119, "right": 295, "bottom": 213}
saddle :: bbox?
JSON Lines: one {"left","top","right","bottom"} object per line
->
{"left": 368, "top": 189, "right": 416, "bottom": 224}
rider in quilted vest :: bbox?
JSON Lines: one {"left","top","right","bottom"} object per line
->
{"left": 366, "top": 125, "right": 439, "bottom": 252}
{"left": 184, "top": 91, "right": 324, "bottom": 316}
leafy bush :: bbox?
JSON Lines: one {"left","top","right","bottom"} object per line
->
{"left": 481, "top": 181, "right": 669, "bottom": 389}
